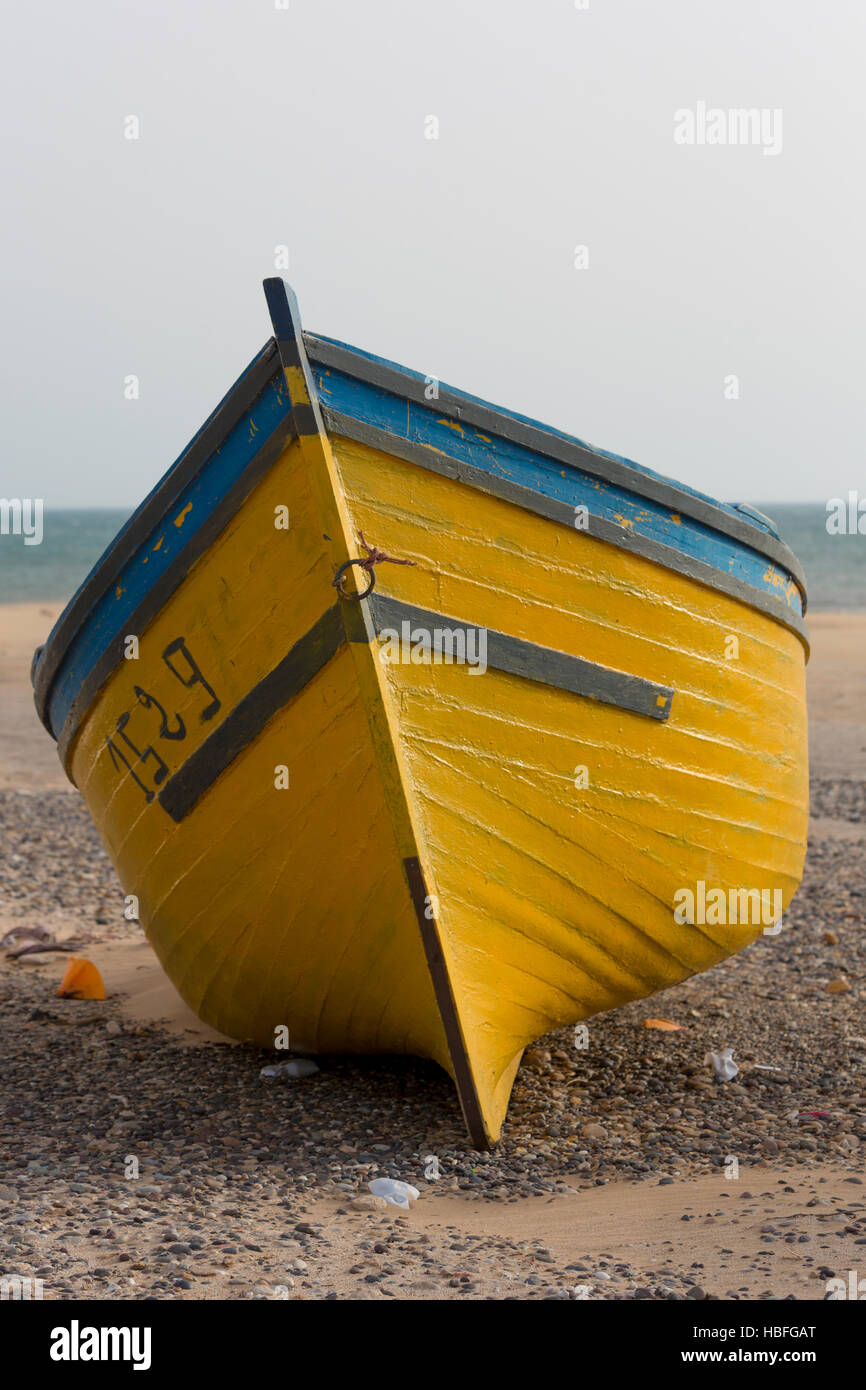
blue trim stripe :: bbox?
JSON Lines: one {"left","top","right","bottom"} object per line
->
{"left": 311, "top": 335, "right": 782, "bottom": 541}
{"left": 314, "top": 365, "right": 803, "bottom": 616}
{"left": 46, "top": 373, "right": 292, "bottom": 737}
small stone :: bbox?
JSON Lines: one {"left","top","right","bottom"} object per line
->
{"left": 523, "top": 1048, "right": 551, "bottom": 1072}
{"left": 349, "top": 1196, "right": 388, "bottom": 1212}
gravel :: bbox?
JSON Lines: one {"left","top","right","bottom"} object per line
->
{"left": 0, "top": 783, "right": 863, "bottom": 1300}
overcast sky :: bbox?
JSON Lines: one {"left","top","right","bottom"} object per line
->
{"left": 2, "top": 0, "right": 864, "bottom": 508}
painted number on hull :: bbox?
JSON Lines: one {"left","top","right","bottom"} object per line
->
{"left": 105, "top": 638, "right": 221, "bottom": 804}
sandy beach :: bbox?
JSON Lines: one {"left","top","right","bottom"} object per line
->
{"left": 1, "top": 602, "right": 864, "bottom": 1301}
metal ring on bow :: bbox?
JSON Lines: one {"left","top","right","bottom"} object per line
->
{"left": 332, "top": 559, "right": 376, "bottom": 600}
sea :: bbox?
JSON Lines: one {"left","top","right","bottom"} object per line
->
{"left": 0, "top": 504, "right": 864, "bottom": 610}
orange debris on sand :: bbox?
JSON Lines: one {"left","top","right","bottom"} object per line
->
{"left": 57, "top": 957, "right": 106, "bottom": 1000}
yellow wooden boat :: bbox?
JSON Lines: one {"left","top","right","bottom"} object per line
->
{"left": 33, "top": 281, "right": 809, "bottom": 1147}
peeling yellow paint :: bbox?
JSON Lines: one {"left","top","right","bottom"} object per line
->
{"left": 283, "top": 365, "right": 310, "bottom": 406}
{"left": 174, "top": 503, "right": 193, "bottom": 529}
{"left": 438, "top": 419, "right": 465, "bottom": 438}
{"left": 670, "top": 513, "right": 682, "bottom": 525}
{"left": 763, "top": 566, "right": 798, "bottom": 606}
{"left": 613, "top": 513, "right": 635, "bottom": 530}
{"left": 153, "top": 536, "right": 164, "bottom": 551}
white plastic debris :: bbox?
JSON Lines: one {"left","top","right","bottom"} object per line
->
{"left": 705, "top": 1047, "right": 738, "bottom": 1081}
{"left": 259, "top": 1058, "right": 319, "bottom": 1081}
{"left": 368, "top": 1178, "right": 420, "bottom": 1209}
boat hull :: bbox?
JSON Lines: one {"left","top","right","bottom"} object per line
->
{"left": 34, "top": 281, "right": 809, "bottom": 1147}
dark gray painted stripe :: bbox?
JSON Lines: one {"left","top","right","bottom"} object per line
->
{"left": 323, "top": 410, "right": 811, "bottom": 651}
{"left": 264, "top": 279, "right": 326, "bottom": 440}
{"left": 34, "top": 341, "right": 280, "bottom": 726}
{"left": 55, "top": 414, "right": 297, "bottom": 769}
{"left": 367, "top": 594, "right": 674, "bottom": 722}
{"left": 403, "top": 855, "right": 490, "bottom": 1150}
{"left": 158, "top": 604, "right": 345, "bottom": 823}
{"left": 306, "top": 335, "right": 807, "bottom": 600}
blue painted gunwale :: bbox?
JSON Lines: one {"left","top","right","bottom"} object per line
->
{"left": 310, "top": 334, "right": 780, "bottom": 537}
{"left": 312, "top": 361, "right": 803, "bottom": 614}
{"left": 39, "top": 328, "right": 806, "bottom": 744}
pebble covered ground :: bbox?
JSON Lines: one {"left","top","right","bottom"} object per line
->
{"left": 0, "top": 783, "right": 863, "bottom": 1299}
